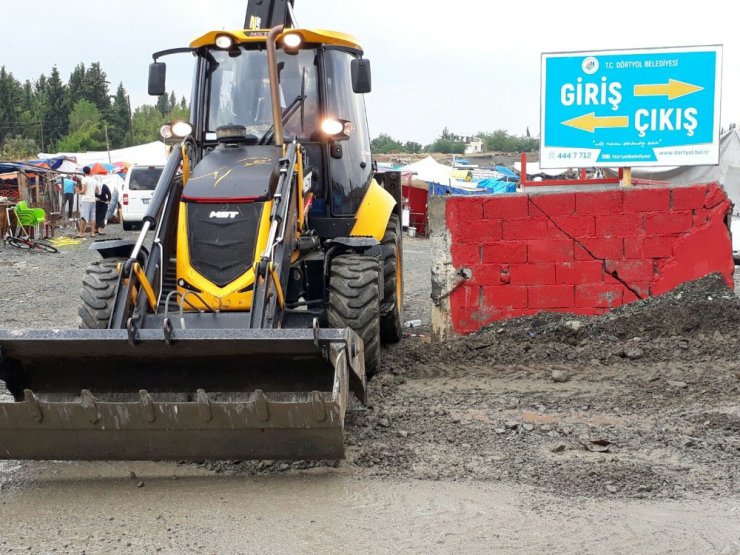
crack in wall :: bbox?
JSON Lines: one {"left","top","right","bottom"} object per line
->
{"left": 528, "top": 196, "right": 645, "bottom": 300}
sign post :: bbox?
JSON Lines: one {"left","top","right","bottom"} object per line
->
{"left": 540, "top": 46, "right": 722, "bottom": 175}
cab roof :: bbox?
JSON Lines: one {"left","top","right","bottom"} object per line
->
{"left": 190, "top": 28, "right": 363, "bottom": 51}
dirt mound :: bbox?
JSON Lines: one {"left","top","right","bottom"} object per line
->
{"left": 383, "top": 274, "right": 740, "bottom": 375}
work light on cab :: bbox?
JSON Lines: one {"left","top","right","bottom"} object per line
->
{"left": 215, "top": 34, "right": 234, "bottom": 49}
{"left": 282, "top": 33, "right": 303, "bottom": 51}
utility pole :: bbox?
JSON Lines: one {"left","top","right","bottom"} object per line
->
{"left": 127, "top": 94, "right": 134, "bottom": 146}
{"left": 104, "top": 123, "right": 112, "bottom": 163}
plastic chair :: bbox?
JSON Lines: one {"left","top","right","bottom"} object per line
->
{"left": 14, "top": 202, "right": 46, "bottom": 238}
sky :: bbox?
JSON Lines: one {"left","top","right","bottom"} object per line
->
{"left": 1, "top": 0, "right": 738, "bottom": 145}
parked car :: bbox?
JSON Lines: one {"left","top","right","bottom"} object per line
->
{"left": 121, "top": 165, "right": 164, "bottom": 230}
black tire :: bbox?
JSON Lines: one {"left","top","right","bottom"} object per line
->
{"left": 328, "top": 254, "right": 381, "bottom": 378}
{"left": 380, "top": 214, "right": 403, "bottom": 343}
{"left": 122, "top": 220, "right": 134, "bottom": 231}
{"left": 32, "top": 241, "right": 58, "bottom": 253}
{"left": 78, "top": 258, "right": 124, "bottom": 329}
{"left": 5, "top": 237, "right": 30, "bottom": 249}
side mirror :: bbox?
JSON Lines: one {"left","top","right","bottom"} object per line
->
{"left": 148, "top": 62, "right": 167, "bottom": 96}
{"left": 351, "top": 59, "right": 371, "bottom": 94}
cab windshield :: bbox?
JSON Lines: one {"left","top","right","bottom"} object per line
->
{"left": 206, "top": 47, "right": 320, "bottom": 142}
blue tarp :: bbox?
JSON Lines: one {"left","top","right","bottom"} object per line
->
{"left": 493, "top": 165, "right": 519, "bottom": 180}
{"left": 477, "top": 178, "right": 517, "bottom": 193}
{"left": 430, "top": 183, "right": 490, "bottom": 196}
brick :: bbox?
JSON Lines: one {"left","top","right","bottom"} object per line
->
{"left": 483, "top": 195, "right": 529, "bottom": 219}
{"left": 510, "top": 263, "right": 556, "bottom": 285}
{"left": 623, "top": 283, "right": 651, "bottom": 303}
{"left": 502, "top": 218, "right": 549, "bottom": 240}
{"left": 457, "top": 200, "right": 484, "bottom": 222}
{"left": 482, "top": 286, "right": 528, "bottom": 309}
{"left": 644, "top": 211, "right": 693, "bottom": 235}
{"left": 466, "top": 265, "right": 503, "bottom": 286}
{"left": 451, "top": 243, "right": 479, "bottom": 265}
{"left": 574, "top": 237, "right": 624, "bottom": 260}
{"left": 482, "top": 242, "right": 527, "bottom": 263}
{"left": 575, "top": 190, "right": 623, "bottom": 214}
{"left": 529, "top": 193, "right": 576, "bottom": 216}
{"left": 652, "top": 206, "right": 735, "bottom": 296}
{"left": 450, "top": 285, "right": 480, "bottom": 311}
{"left": 605, "top": 259, "right": 655, "bottom": 282}
{"left": 528, "top": 239, "right": 574, "bottom": 262}
{"left": 672, "top": 185, "right": 707, "bottom": 210}
{"left": 624, "top": 235, "right": 676, "bottom": 259}
{"left": 595, "top": 213, "right": 643, "bottom": 236}
{"left": 556, "top": 261, "right": 604, "bottom": 285}
{"left": 549, "top": 215, "right": 596, "bottom": 238}
{"left": 623, "top": 187, "right": 671, "bottom": 212}
{"left": 704, "top": 182, "right": 726, "bottom": 209}
{"left": 575, "top": 284, "right": 624, "bottom": 308}
{"left": 528, "top": 285, "right": 574, "bottom": 309}
{"left": 445, "top": 198, "right": 461, "bottom": 230}
{"left": 455, "top": 220, "right": 503, "bottom": 244}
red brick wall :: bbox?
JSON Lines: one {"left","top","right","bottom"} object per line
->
{"left": 445, "top": 183, "right": 735, "bottom": 334}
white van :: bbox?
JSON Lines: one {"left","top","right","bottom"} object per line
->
{"left": 121, "top": 165, "right": 164, "bottom": 230}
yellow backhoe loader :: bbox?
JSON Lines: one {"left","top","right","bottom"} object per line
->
{"left": 0, "top": 0, "right": 403, "bottom": 460}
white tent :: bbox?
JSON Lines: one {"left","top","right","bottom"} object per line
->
{"left": 400, "top": 156, "right": 453, "bottom": 185}
{"left": 38, "top": 141, "right": 169, "bottom": 168}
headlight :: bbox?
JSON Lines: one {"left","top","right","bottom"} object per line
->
{"left": 215, "top": 35, "right": 234, "bottom": 49}
{"left": 282, "top": 33, "right": 303, "bottom": 50}
{"left": 159, "top": 124, "right": 174, "bottom": 140}
{"left": 321, "top": 119, "right": 345, "bottom": 136}
{"left": 171, "top": 121, "right": 193, "bottom": 138}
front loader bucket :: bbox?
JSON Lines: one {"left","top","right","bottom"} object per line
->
{"left": 0, "top": 328, "right": 365, "bottom": 461}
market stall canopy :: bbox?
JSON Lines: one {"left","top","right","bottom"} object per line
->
{"left": 38, "top": 141, "right": 169, "bottom": 169}
{"left": 400, "top": 156, "right": 453, "bottom": 186}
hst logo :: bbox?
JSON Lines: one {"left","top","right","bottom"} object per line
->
{"left": 209, "top": 211, "right": 239, "bottom": 219}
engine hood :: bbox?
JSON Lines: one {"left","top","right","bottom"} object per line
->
{"left": 183, "top": 144, "right": 281, "bottom": 203}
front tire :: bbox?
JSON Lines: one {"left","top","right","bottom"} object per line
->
{"left": 380, "top": 214, "right": 403, "bottom": 343}
{"left": 328, "top": 254, "right": 381, "bottom": 378}
{"left": 79, "top": 258, "right": 124, "bottom": 329}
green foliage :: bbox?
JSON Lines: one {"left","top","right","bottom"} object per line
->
{"left": 57, "top": 99, "right": 106, "bottom": 152}
{"left": 0, "top": 135, "right": 38, "bottom": 160}
{"left": 425, "top": 138, "right": 465, "bottom": 154}
{"left": 479, "top": 129, "right": 538, "bottom": 152}
{"left": 371, "top": 133, "right": 404, "bottom": 153}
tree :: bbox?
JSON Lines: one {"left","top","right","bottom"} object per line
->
{"left": 45, "top": 66, "right": 69, "bottom": 148}
{"left": 425, "top": 137, "right": 465, "bottom": 154}
{"left": 0, "top": 66, "right": 24, "bottom": 144}
{"left": 109, "top": 83, "right": 131, "bottom": 148}
{"left": 131, "top": 104, "right": 166, "bottom": 144}
{"left": 404, "top": 141, "right": 422, "bottom": 154}
{"left": 84, "top": 62, "right": 111, "bottom": 118}
{"left": 0, "top": 135, "right": 38, "bottom": 160}
{"left": 371, "top": 133, "right": 404, "bottom": 154}
{"left": 57, "top": 99, "right": 105, "bottom": 151}
{"left": 155, "top": 93, "right": 170, "bottom": 117}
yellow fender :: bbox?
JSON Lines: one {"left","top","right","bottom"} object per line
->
{"left": 350, "top": 180, "right": 396, "bottom": 240}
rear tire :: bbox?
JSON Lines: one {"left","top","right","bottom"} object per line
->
{"left": 328, "top": 254, "right": 381, "bottom": 378}
{"left": 380, "top": 214, "right": 403, "bottom": 343}
{"left": 122, "top": 220, "right": 134, "bottom": 231}
{"left": 79, "top": 258, "right": 124, "bottom": 329}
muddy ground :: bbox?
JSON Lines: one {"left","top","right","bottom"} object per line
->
{"left": 0, "top": 225, "right": 738, "bottom": 553}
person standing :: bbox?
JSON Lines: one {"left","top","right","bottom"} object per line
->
{"left": 95, "top": 180, "right": 111, "bottom": 234}
{"left": 62, "top": 175, "right": 76, "bottom": 220}
{"left": 77, "top": 167, "right": 98, "bottom": 238}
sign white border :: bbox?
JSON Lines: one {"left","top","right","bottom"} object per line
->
{"left": 540, "top": 45, "right": 722, "bottom": 169}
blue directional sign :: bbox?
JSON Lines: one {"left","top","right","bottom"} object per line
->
{"left": 540, "top": 46, "right": 722, "bottom": 168}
